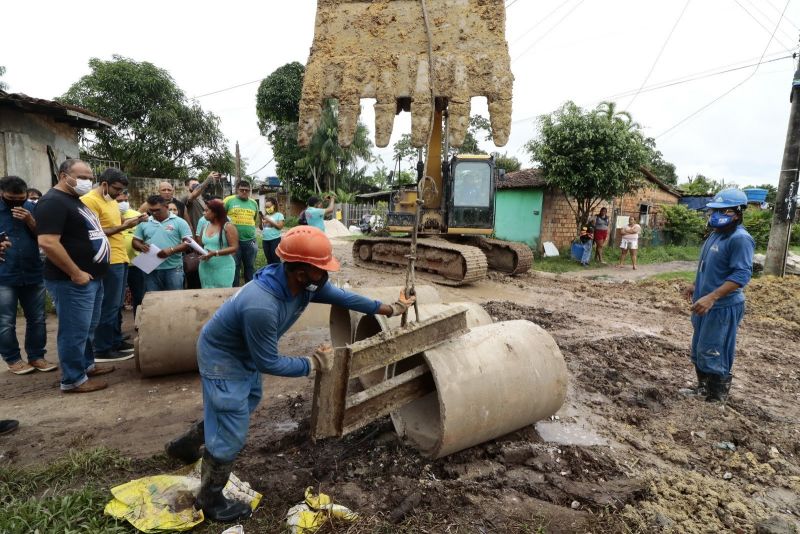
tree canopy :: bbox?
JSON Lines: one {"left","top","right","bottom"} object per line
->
{"left": 60, "top": 56, "right": 230, "bottom": 179}
{"left": 492, "top": 152, "right": 522, "bottom": 173}
{"left": 526, "top": 101, "right": 650, "bottom": 232}
{"left": 0, "top": 66, "right": 8, "bottom": 91}
{"left": 678, "top": 174, "right": 728, "bottom": 195}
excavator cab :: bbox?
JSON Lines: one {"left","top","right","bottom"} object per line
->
{"left": 446, "top": 155, "right": 495, "bottom": 235}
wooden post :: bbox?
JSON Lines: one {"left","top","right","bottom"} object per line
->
{"left": 235, "top": 141, "right": 241, "bottom": 181}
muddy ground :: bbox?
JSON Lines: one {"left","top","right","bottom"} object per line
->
{"left": 1, "top": 239, "right": 799, "bottom": 533}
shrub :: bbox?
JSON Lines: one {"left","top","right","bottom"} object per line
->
{"left": 661, "top": 204, "right": 706, "bottom": 245}
{"left": 743, "top": 209, "right": 772, "bottom": 248}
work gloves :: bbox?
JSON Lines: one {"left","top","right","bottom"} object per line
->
{"left": 389, "top": 290, "right": 417, "bottom": 317}
{"left": 306, "top": 343, "right": 334, "bottom": 373}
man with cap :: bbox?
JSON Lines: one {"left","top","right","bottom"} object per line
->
{"left": 164, "top": 225, "right": 415, "bottom": 522}
{"left": 684, "top": 188, "right": 754, "bottom": 402}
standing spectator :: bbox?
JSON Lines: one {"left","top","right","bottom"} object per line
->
{"left": 303, "top": 195, "right": 335, "bottom": 232}
{"left": 195, "top": 199, "right": 239, "bottom": 288}
{"left": 116, "top": 191, "right": 146, "bottom": 320}
{"left": 0, "top": 176, "right": 54, "bottom": 374}
{"left": 133, "top": 195, "right": 192, "bottom": 292}
{"left": 36, "top": 159, "right": 114, "bottom": 393}
{"left": 182, "top": 172, "right": 221, "bottom": 290}
{"left": 81, "top": 169, "right": 144, "bottom": 363}
{"left": 261, "top": 198, "right": 284, "bottom": 265}
{"left": 138, "top": 182, "right": 185, "bottom": 219}
{"left": 593, "top": 207, "right": 610, "bottom": 264}
{"left": 684, "top": 189, "right": 754, "bottom": 402}
{"left": 617, "top": 215, "right": 642, "bottom": 270}
{"left": 578, "top": 223, "right": 593, "bottom": 267}
{"left": 224, "top": 181, "right": 260, "bottom": 286}
{"left": 168, "top": 202, "right": 180, "bottom": 216}
{"left": 26, "top": 188, "right": 42, "bottom": 204}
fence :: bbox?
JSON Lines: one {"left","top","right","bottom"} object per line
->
{"left": 338, "top": 202, "right": 383, "bottom": 228}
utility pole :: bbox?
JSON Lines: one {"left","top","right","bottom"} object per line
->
{"left": 764, "top": 51, "right": 800, "bottom": 276}
{"left": 235, "top": 141, "right": 241, "bottom": 181}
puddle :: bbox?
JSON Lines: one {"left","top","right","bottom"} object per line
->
{"left": 535, "top": 420, "right": 609, "bottom": 447}
{"left": 274, "top": 420, "right": 299, "bottom": 433}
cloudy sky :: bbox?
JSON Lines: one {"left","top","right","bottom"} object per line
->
{"left": 3, "top": 0, "right": 798, "bottom": 187}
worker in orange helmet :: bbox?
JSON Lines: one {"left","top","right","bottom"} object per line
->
{"left": 164, "top": 225, "right": 415, "bottom": 522}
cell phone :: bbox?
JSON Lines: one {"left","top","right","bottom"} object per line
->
{"left": 0, "top": 232, "right": 8, "bottom": 242}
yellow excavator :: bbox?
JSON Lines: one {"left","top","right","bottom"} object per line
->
{"left": 297, "top": 0, "right": 532, "bottom": 285}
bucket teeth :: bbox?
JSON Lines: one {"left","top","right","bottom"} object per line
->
{"left": 298, "top": 0, "right": 513, "bottom": 148}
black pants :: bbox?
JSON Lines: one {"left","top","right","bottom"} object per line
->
{"left": 185, "top": 269, "right": 202, "bottom": 289}
{"left": 262, "top": 237, "right": 281, "bottom": 265}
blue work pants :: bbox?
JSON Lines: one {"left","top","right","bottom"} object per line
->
{"left": 94, "top": 263, "right": 127, "bottom": 354}
{"left": 44, "top": 279, "right": 103, "bottom": 390}
{"left": 0, "top": 283, "right": 47, "bottom": 364}
{"left": 233, "top": 240, "right": 257, "bottom": 286}
{"left": 691, "top": 302, "right": 745, "bottom": 377}
{"left": 201, "top": 372, "right": 263, "bottom": 462}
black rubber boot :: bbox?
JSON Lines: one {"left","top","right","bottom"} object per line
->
{"left": 694, "top": 367, "right": 710, "bottom": 396}
{"left": 165, "top": 421, "right": 204, "bottom": 464}
{"left": 705, "top": 374, "right": 732, "bottom": 403}
{"left": 195, "top": 452, "right": 252, "bottom": 522}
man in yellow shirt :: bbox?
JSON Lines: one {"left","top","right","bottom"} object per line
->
{"left": 81, "top": 169, "right": 146, "bottom": 362}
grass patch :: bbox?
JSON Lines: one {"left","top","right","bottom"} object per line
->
{"left": 647, "top": 270, "right": 696, "bottom": 282}
{"left": 532, "top": 244, "right": 700, "bottom": 273}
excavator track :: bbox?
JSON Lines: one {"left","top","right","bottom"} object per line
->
{"left": 469, "top": 237, "right": 534, "bottom": 275}
{"left": 352, "top": 237, "right": 488, "bottom": 286}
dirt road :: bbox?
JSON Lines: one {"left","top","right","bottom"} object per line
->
{"left": 1, "top": 239, "right": 798, "bottom": 532}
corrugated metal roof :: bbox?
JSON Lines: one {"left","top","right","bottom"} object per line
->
{"left": 0, "top": 91, "right": 113, "bottom": 129}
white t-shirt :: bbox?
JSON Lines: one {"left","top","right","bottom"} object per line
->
{"left": 622, "top": 224, "right": 641, "bottom": 241}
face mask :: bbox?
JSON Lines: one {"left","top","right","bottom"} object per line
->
{"left": 29, "top": 199, "right": 38, "bottom": 204}
{"left": 708, "top": 211, "right": 734, "bottom": 229}
{"left": 3, "top": 197, "right": 26, "bottom": 208}
{"left": 265, "top": 207, "right": 275, "bottom": 214}
{"left": 304, "top": 270, "right": 328, "bottom": 293}
{"left": 71, "top": 178, "right": 92, "bottom": 196}
{"left": 118, "top": 201, "right": 130, "bottom": 212}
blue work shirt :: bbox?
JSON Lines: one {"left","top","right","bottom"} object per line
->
{"left": 693, "top": 225, "right": 755, "bottom": 308}
{"left": 197, "top": 263, "right": 382, "bottom": 380}
{"left": 0, "top": 199, "right": 43, "bottom": 286}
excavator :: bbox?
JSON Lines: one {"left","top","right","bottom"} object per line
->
{"left": 297, "top": 0, "right": 532, "bottom": 285}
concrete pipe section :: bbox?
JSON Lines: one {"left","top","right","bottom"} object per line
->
{"left": 347, "top": 296, "right": 568, "bottom": 459}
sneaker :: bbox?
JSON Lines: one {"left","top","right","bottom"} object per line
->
{"left": 114, "top": 341, "right": 135, "bottom": 353}
{"left": 0, "top": 419, "right": 19, "bottom": 435}
{"left": 63, "top": 379, "right": 108, "bottom": 393}
{"left": 121, "top": 333, "right": 132, "bottom": 342}
{"left": 28, "top": 359, "right": 58, "bottom": 372}
{"left": 7, "top": 361, "right": 35, "bottom": 375}
{"left": 94, "top": 351, "right": 134, "bottom": 363}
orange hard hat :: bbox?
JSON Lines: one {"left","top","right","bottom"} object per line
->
{"left": 276, "top": 226, "right": 340, "bottom": 271}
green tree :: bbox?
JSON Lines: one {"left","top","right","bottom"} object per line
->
{"left": 660, "top": 204, "right": 707, "bottom": 245}
{"left": 492, "top": 152, "right": 521, "bottom": 173}
{"left": 60, "top": 55, "right": 229, "bottom": 179}
{"left": 0, "top": 66, "right": 8, "bottom": 91}
{"left": 743, "top": 208, "right": 773, "bottom": 248}
{"left": 526, "top": 101, "right": 650, "bottom": 233}
{"left": 453, "top": 115, "right": 491, "bottom": 156}
{"left": 679, "top": 174, "right": 727, "bottom": 195}
{"left": 595, "top": 101, "right": 640, "bottom": 130}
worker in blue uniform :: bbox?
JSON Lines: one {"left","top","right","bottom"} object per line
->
{"left": 684, "top": 188, "right": 754, "bottom": 403}
{"left": 164, "top": 225, "right": 415, "bottom": 522}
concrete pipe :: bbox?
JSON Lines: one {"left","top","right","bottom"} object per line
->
{"left": 135, "top": 287, "right": 332, "bottom": 377}
{"left": 328, "top": 285, "right": 442, "bottom": 348}
{"left": 352, "top": 316, "right": 568, "bottom": 459}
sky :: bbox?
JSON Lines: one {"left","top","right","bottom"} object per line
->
{"left": 2, "top": 0, "right": 799, "bottom": 187}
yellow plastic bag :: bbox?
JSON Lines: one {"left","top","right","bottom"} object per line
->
{"left": 104, "top": 460, "right": 262, "bottom": 533}
{"left": 285, "top": 487, "right": 358, "bottom": 534}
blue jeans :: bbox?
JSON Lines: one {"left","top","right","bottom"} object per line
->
{"left": 262, "top": 237, "right": 281, "bottom": 265}
{"left": 44, "top": 279, "right": 103, "bottom": 390}
{"left": 233, "top": 240, "right": 257, "bottom": 286}
{"left": 128, "top": 266, "right": 146, "bottom": 318}
{"left": 202, "top": 372, "right": 263, "bottom": 462}
{"left": 691, "top": 303, "right": 745, "bottom": 376}
{"left": 145, "top": 266, "right": 184, "bottom": 293}
{"left": 0, "top": 283, "right": 47, "bottom": 365}
{"left": 581, "top": 241, "right": 593, "bottom": 265}
{"left": 94, "top": 263, "right": 127, "bottom": 354}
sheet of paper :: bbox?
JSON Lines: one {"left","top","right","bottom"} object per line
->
{"left": 616, "top": 215, "right": 630, "bottom": 228}
{"left": 182, "top": 237, "right": 208, "bottom": 255}
{"left": 132, "top": 244, "right": 165, "bottom": 274}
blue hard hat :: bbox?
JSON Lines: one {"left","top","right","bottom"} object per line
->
{"left": 706, "top": 188, "right": 748, "bottom": 209}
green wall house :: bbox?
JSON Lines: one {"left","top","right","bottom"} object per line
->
{"left": 495, "top": 169, "right": 545, "bottom": 249}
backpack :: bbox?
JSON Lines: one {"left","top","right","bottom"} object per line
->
{"left": 298, "top": 210, "right": 308, "bottom": 225}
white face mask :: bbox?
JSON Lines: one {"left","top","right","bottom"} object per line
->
{"left": 118, "top": 201, "right": 130, "bottom": 212}
{"left": 73, "top": 179, "right": 93, "bottom": 196}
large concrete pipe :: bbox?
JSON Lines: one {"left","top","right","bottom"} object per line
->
{"left": 137, "top": 287, "right": 335, "bottom": 377}
{"left": 351, "top": 315, "right": 568, "bottom": 459}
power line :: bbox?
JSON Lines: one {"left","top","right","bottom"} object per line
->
{"left": 741, "top": 0, "right": 798, "bottom": 45}
{"left": 626, "top": 0, "right": 692, "bottom": 110}
{"left": 506, "top": 0, "right": 520, "bottom": 8}
{"left": 733, "top": 0, "right": 794, "bottom": 50}
{"left": 191, "top": 78, "right": 263, "bottom": 100}
{"left": 764, "top": 0, "right": 800, "bottom": 30}
{"left": 248, "top": 155, "right": 275, "bottom": 176}
{"left": 510, "top": 0, "right": 573, "bottom": 46}
{"left": 512, "top": 0, "right": 585, "bottom": 63}
{"left": 655, "top": 0, "right": 792, "bottom": 139}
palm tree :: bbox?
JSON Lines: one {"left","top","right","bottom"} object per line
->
{"left": 595, "top": 101, "right": 640, "bottom": 131}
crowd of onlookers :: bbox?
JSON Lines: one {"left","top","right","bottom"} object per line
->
{"left": 577, "top": 207, "right": 642, "bottom": 269}
{"left": 0, "top": 159, "right": 289, "bottom": 401}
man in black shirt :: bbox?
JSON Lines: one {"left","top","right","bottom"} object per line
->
{"left": 36, "top": 159, "right": 115, "bottom": 393}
